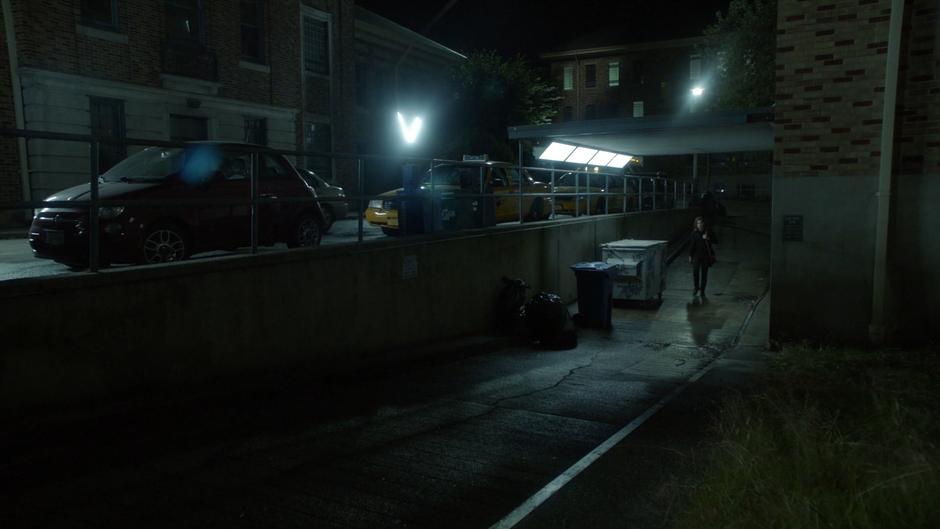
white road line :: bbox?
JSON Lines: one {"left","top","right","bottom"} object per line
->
{"left": 487, "top": 361, "right": 715, "bottom": 529}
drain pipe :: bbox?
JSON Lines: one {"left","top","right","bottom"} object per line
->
{"left": 869, "top": 0, "right": 905, "bottom": 345}
{"left": 2, "top": 0, "right": 30, "bottom": 205}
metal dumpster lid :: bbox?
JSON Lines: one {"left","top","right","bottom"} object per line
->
{"left": 570, "top": 261, "right": 616, "bottom": 271}
{"left": 601, "top": 239, "right": 668, "bottom": 248}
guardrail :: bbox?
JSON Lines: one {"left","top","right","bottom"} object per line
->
{"left": 0, "top": 128, "right": 697, "bottom": 273}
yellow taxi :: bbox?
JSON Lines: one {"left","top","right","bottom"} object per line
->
{"left": 365, "top": 161, "right": 552, "bottom": 235}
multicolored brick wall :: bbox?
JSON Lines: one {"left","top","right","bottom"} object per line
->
{"left": 775, "top": 0, "right": 939, "bottom": 177}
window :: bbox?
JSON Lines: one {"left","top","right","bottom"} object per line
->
{"left": 608, "top": 61, "right": 620, "bottom": 87}
{"left": 584, "top": 64, "right": 596, "bottom": 88}
{"left": 633, "top": 101, "right": 644, "bottom": 117}
{"left": 562, "top": 106, "right": 573, "bottom": 122}
{"left": 304, "top": 121, "right": 331, "bottom": 178}
{"left": 82, "top": 0, "right": 118, "bottom": 29}
{"left": 690, "top": 55, "right": 702, "bottom": 80}
{"left": 585, "top": 104, "right": 596, "bottom": 120}
{"left": 166, "top": 0, "right": 204, "bottom": 44}
{"left": 262, "top": 154, "right": 293, "bottom": 181}
{"left": 302, "top": 12, "right": 330, "bottom": 76}
{"left": 244, "top": 117, "right": 267, "bottom": 145}
{"left": 240, "top": 0, "right": 265, "bottom": 62}
{"left": 563, "top": 66, "right": 573, "bottom": 91}
{"left": 356, "top": 63, "right": 371, "bottom": 107}
{"left": 89, "top": 97, "right": 126, "bottom": 172}
{"left": 170, "top": 114, "right": 208, "bottom": 142}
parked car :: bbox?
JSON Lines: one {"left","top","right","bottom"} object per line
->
{"left": 365, "top": 161, "right": 553, "bottom": 235}
{"left": 551, "top": 172, "right": 631, "bottom": 216}
{"left": 29, "top": 142, "right": 326, "bottom": 267}
{"left": 298, "top": 168, "right": 348, "bottom": 232}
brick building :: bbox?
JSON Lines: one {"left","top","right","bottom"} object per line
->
{"left": 542, "top": 36, "right": 706, "bottom": 122}
{"left": 772, "top": 0, "right": 939, "bottom": 343}
{"left": 0, "top": 0, "right": 358, "bottom": 226}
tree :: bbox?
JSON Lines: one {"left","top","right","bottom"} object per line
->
{"left": 445, "top": 51, "right": 560, "bottom": 162}
{"left": 701, "top": 0, "right": 777, "bottom": 110}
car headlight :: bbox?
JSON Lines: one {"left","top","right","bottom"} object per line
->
{"left": 98, "top": 206, "right": 125, "bottom": 219}
{"left": 368, "top": 200, "right": 383, "bottom": 209}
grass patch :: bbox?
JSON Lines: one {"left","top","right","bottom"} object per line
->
{"left": 674, "top": 345, "right": 940, "bottom": 529}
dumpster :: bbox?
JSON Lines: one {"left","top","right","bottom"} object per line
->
{"left": 570, "top": 262, "right": 616, "bottom": 328}
{"left": 600, "top": 239, "right": 668, "bottom": 303}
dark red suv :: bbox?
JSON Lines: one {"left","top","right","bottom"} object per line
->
{"left": 29, "top": 142, "right": 326, "bottom": 267}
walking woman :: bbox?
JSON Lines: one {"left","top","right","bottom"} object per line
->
{"left": 689, "top": 216, "right": 718, "bottom": 296}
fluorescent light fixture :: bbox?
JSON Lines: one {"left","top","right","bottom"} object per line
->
{"left": 538, "top": 142, "right": 576, "bottom": 161}
{"left": 690, "top": 86, "right": 705, "bottom": 97}
{"left": 565, "top": 147, "right": 598, "bottom": 164}
{"left": 397, "top": 112, "right": 423, "bottom": 144}
{"left": 607, "top": 154, "right": 633, "bottom": 168}
{"left": 588, "top": 150, "right": 616, "bottom": 166}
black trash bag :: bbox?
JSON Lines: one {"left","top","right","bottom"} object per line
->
{"left": 524, "top": 292, "right": 577, "bottom": 349}
{"left": 495, "top": 277, "right": 529, "bottom": 334}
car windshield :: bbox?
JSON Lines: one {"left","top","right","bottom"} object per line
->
{"left": 421, "top": 165, "right": 483, "bottom": 187}
{"left": 101, "top": 147, "right": 185, "bottom": 183}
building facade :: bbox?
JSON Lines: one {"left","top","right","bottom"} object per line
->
{"left": 0, "top": 0, "right": 357, "bottom": 226}
{"left": 542, "top": 37, "right": 706, "bottom": 123}
{"left": 773, "top": 0, "right": 939, "bottom": 343}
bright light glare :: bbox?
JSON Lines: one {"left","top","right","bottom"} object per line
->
{"left": 565, "top": 147, "right": 598, "bottom": 164}
{"left": 538, "top": 142, "right": 577, "bottom": 161}
{"left": 397, "top": 112, "right": 423, "bottom": 144}
{"left": 607, "top": 154, "right": 633, "bottom": 168}
{"left": 690, "top": 86, "right": 705, "bottom": 97}
{"left": 588, "top": 151, "right": 616, "bottom": 166}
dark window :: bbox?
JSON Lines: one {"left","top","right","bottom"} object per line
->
{"left": 304, "top": 121, "right": 331, "bottom": 178}
{"left": 170, "top": 114, "right": 208, "bottom": 142}
{"left": 262, "top": 154, "right": 294, "bottom": 181}
{"left": 584, "top": 64, "right": 596, "bottom": 88}
{"left": 82, "top": 0, "right": 118, "bottom": 29}
{"left": 302, "top": 14, "right": 330, "bottom": 76}
{"left": 244, "top": 117, "right": 267, "bottom": 145}
{"left": 89, "top": 97, "right": 126, "bottom": 172}
{"left": 166, "top": 0, "right": 204, "bottom": 44}
{"left": 355, "top": 63, "right": 371, "bottom": 107}
{"left": 562, "top": 106, "right": 573, "bottom": 122}
{"left": 585, "top": 104, "right": 596, "bottom": 120}
{"left": 240, "top": 0, "right": 264, "bottom": 62}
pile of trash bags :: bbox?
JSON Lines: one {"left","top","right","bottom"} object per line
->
{"left": 495, "top": 277, "right": 577, "bottom": 349}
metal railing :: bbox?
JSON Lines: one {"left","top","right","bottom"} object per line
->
{"left": 0, "top": 128, "right": 697, "bottom": 274}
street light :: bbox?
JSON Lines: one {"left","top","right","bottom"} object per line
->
{"left": 690, "top": 86, "right": 705, "bottom": 97}
{"left": 397, "top": 112, "right": 423, "bottom": 145}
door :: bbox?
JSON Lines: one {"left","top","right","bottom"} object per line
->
{"left": 197, "top": 148, "right": 252, "bottom": 250}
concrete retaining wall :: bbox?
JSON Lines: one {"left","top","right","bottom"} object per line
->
{"left": 0, "top": 209, "right": 696, "bottom": 411}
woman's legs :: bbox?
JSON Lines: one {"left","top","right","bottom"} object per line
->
{"left": 693, "top": 259, "right": 709, "bottom": 295}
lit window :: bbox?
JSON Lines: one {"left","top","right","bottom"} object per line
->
{"left": 608, "top": 61, "right": 620, "bottom": 87}
{"left": 633, "top": 101, "right": 644, "bottom": 118}
{"left": 166, "top": 0, "right": 204, "bottom": 44}
{"left": 563, "top": 66, "right": 573, "bottom": 91}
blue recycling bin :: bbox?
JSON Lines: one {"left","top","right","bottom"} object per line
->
{"left": 571, "top": 262, "right": 615, "bottom": 328}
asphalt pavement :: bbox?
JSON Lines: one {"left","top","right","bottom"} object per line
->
{"left": 0, "top": 200, "right": 771, "bottom": 529}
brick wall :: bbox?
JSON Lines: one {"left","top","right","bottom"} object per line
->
{"left": 0, "top": 4, "right": 24, "bottom": 225}
{"left": 774, "top": 0, "right": 891, "bottom": 177}
{"left": 895, "top": 1, "right": 940, "bottom": 176}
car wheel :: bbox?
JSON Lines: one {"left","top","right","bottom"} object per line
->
{"left": 525, "top": 198, "right": 545, "bottom": 222}
{"left": 321, "top": 205, "right": 335, "bottom": 232}
{"left": 287, "top": 213, "right": 321, "bottom": 248}
{"left": 139, "top": 222, "right": 189, "bottom": 264}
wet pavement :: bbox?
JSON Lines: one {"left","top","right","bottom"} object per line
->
{"left": 0, "top": 201, "right": 771, "bottom": 529}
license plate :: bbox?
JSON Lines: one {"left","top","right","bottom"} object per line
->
{"left": 44, "top": 229, "right": 65, "bottom": 246}
{"left": 387, "top": 218, "right": 399, "bottom": 227}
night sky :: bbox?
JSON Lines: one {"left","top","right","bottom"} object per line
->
{"left": 357, "top": 0, "right": 732, "bottom": 58}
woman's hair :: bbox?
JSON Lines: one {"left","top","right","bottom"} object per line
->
{"left": 693, "top": 216, "right": 705, "bottom": 230}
